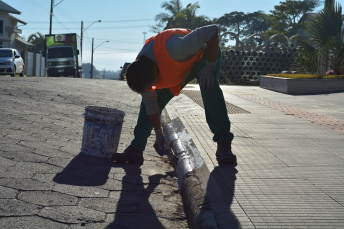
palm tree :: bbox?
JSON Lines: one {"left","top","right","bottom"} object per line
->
{"left": 27, "top": 32, "right": 45, "bottom": 53}
{"left": 325, "top": 0, "right": 334, "bottom": 8}
{"left": 296, "top": 2, "right": 344, "bottom": 74}
{"left": 166, "top": 2, "right": 210, "bottom": 30}
{"left": 151, "top": 0, "right": 183, "bottom": 32}
{"left": 152, "top": 1, "right": 211, "bottom": 32}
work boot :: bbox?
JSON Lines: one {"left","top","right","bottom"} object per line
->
{"left": 112, "top": 145, "right": 144, "bottom": 165}
{"left": 216, "top": 141, "right": 237, "bottom": 164}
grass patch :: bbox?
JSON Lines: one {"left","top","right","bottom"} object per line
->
{"left": 187, "top": 79, "right": 198, "bottom": 84}
{"left": 267, "top": 74, "right": 344, "bottom": 79}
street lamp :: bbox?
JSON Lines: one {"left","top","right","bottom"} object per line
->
{"left": 80, "top": 20, "right": 101, "bottom": 61}
{"left": 90, "top": 39, "right": 109, "bottom": 79}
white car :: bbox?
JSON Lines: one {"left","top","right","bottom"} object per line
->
{"left": 0, "top": 48, "right": 25, "bottom": 77}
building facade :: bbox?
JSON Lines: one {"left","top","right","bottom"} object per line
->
{"left": 0, "top": 1, "right": 33, "bottom": 54}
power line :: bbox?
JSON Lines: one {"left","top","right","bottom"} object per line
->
{"left": 53, "top": 15, "right": 73, "bottom": 33}
{"left": 57, "top": 4, "right": 79, "bottom": 22}
{"left": 98, "top": 46, "right": 139, "bottom": 51}
{"left": 24, "top": 25, "right": 151, "bottom": 30}
{"left": 23, "top": 26, "right": 151, "bottom": 31}
{"left": 25, "top": 0, "right": 50, "bottom": 13}
{"left": 25, "top": 19, "right": 155, "bottom": 24}
{"left": 83, "top": 30, "right": 93, "bottom": 52}
{"left": 85, "top": 25, "right": 151, "bottom": 30}
{"left": 82, "top": 37, "right": 142, "bottom": 44}
{"left": 24, "top": 0, "right": 81, "bottom": 34}
{"left": 83, "top": 50, "right": 138, "bottom": 54}
{"left": 56, "top": 7, "right": 77, "bottom": 22}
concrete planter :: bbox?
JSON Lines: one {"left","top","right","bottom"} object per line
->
{"left": 260, "top": 75, "right": 344, "bottom": 94}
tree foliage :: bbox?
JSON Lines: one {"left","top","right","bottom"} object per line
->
{"left": 165, "top": 2, "right": 211, "bottom": 30}
{"left": 152, "top": 0, "right": 324, "bottom": 52}
{"left": 215, "top": 11, "right": 269, "bottom": 44}
{"left": 214, "top": 0, "right": 321, "bottom": 48}
{"left": 151, "top": 0, "right": 183, "bottom": 32}
{"left": 152, "top": 1, "right": 211, "bottom": 32}
{"left": 216, "top": 11, "right": 247, "bottom": 38}
{"left": 263, "top": 0, "right": 321, "bottom": 37}
{"left": 82, "top": 63, "right": 99, "bottom": 79}
{"left": 296, "top": 3, "right": 344, "bottom": 74}
{"left": 27, "top": 32, "right": 45, "bottom": 53}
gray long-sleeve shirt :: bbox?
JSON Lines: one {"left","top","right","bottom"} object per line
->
{"left": 138, "top": 24, "right": 218, "bottom": 115}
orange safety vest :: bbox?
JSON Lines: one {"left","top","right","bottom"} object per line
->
{"left": 144, "top": 29, "right": 204, "bottom": 95}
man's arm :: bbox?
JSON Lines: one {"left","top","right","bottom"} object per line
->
{"left": 141, "top": 90, "right": 160, "bottom": 127}
{"left": 140, "top": 91, "right": 165, "bottom": 149}
{"left": 166, "top": 24, "right": 219, "bottom": 62}
{"left": 191, "top": 25, "right": 219, "bottom": 90}
{"left": 148, "top": 112, "right": 161, "bottom": 131}
{"left": 140, "top": 91, "right": 163, "bottom": 147}
{"left": 206, "top": 29, "right": 219, "bottom": 62}
{"left": 149, "top": 112, "right": 165, "bottom": 150}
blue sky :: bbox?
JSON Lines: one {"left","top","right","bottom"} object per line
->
{"left": 3, "top": 0, "right": 324, "bottom": 71}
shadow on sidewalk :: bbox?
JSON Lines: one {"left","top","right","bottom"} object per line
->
{"left": 53, "top": 153, "right": 113, "bottom": 186}
{"left": 106, "top": 164, "right": 174, "bottom": 229}
{"left": 202, "top": 164, "right": 241, "bottom": 228}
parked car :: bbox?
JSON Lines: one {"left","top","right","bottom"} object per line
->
{"left": 119, "top": 62, "right": 130, "bottom": 80}
{"left": 0, "top": 48, "right": 25, "bottom": 77}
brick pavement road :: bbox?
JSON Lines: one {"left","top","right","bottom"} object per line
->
{"left": 0, "top": 77, "right": 188, "bottom": 229}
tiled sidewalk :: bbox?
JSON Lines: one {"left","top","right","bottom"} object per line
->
{"left": 166, "top": 85, "right": 344, "bottom": 228}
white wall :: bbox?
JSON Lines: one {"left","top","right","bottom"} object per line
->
{"left": 27, "top": 52, "right": 34, "bottom": 76}
{"left": 26, "top": 52, "right": 45, "bottom": 77}
{"left": 0, "top": 12, "right": 10, "bottom": 48}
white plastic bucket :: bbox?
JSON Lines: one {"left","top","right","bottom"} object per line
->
{"left": 81, "top": 106, "right": 125, "bottom": 158}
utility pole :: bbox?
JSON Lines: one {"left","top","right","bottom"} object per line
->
{"left": 90, "top": 39, "right": 109, "bottom": 80}
{"left": 49, "top": 0, "right": 54, "bottom": 35}
{"left": 80, "top": 20, "right": 101, "bottom": 64}
{"left": 49, "top": 0, "right": 64, "bottom": 35}
{"left": 80, "top": 21, "right": 83, "bottom": 61}
{"left": 143, "top": 32, "right": 147, "bottom": 45}
{"left": 91, "top": 38, "right": 94, "bottom": 79}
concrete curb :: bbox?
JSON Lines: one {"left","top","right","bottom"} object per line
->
{"left": 161, "top": 109, "right": 240, "bottom": 229}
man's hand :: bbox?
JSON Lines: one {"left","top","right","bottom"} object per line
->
{"left": 198, "top": 61, "right": 216, "bottom": 90}
{"left": 155, "top": 128, "right": 165, "bottom": 150}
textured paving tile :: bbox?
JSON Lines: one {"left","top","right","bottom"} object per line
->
{"left": 166, "top": 85, "right": 344, "bottom": 228}
{"left": 227, "top": 89, "right": 344, "bottom": 134}
{"left": 0, "top": 78, "right": 188, "bottom": 229}
{"left": 18, "top": 190, "right": 78, "bottom": 206}
{"left": 0, "top": 216, "right": 70, "bottom": 229}
{"left": 0, "top": 199, "right": 41, "bottom": 216}
{"left": 38, "top": 206, "right": 106, "bottom": 224}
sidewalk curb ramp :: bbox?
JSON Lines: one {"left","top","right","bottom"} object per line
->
{"left": 161, "top": 110, "right": 240, "bottom": 229}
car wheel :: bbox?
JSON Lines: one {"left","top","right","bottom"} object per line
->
{"left": 11, "top": 66, "right": 16, "bottom": 77}
{"left": 20, "top": 66, "right": 25, "bottom": 77}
